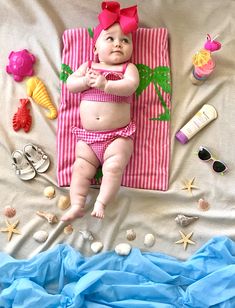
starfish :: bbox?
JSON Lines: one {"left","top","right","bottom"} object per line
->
{"left": 181, "top": 177, "right": 199, "bottom": 194}
{"left": 0, "top": 219, "right": 21, "bottom": 241}
{"left": 175, "top": 230, "right": 196, "bottom": 250}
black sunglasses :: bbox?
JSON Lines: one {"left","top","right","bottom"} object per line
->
{"left": 198, "top": 146, "right": 228, "bottom": 174}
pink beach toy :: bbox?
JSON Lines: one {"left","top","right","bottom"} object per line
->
{"left": 6, "top": 49, "right": 36, "bottom": 82}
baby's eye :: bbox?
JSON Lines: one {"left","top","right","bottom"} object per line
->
{"left": 122, "top": 38, "right": 129, "bottom": 43}
{"left": 106, "top": 36, "right": 114, "bottom": 41}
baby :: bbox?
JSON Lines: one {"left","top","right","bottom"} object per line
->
{"left": 61, "top": 1, "right": 139, "bottom": 221}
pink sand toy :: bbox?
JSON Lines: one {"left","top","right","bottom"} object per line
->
{"left": 6, "top": 49, "right": 36, "bottom": 82}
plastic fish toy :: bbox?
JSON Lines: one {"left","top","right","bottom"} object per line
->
{"left": 26, "top": 76, "right": 58, "bottom": 120}
{"left": 12, "top": 98, "right": 32, "bottom": 132}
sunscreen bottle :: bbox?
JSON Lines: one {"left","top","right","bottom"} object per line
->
{"left": 175, "top": 104, "right": 217, "bottom": 144}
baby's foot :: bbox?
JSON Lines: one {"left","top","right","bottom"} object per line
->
{"left": 91, "top": 200, "right": 105, "bottom": 219}
{"left": 61, "top": 204, "right": 84, "bottom": 221}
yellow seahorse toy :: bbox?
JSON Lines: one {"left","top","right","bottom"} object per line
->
{"left": 26, "top": 76, "right": 58, "bottom": 120}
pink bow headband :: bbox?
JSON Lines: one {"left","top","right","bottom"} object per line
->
{"left": 93, "top": 1, "right": 139, "bottom": 44}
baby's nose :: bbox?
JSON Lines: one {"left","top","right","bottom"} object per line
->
{"left": 114, "top": 40, "right": 122, "bottom": 47}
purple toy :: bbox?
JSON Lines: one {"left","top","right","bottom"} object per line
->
{"left": 6, "top": 49, "right": 36, "bottom": 82}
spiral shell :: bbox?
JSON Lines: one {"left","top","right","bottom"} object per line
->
{"left": 79, "top": 230, "right": 94, "bottom": 241}
{"left": 63, "top": 224, "right": 73, "bottom": 235}
{"left": 43, "top": 186, "right": 55, "bottom": 199}
{"left": 33, "top": 230, "right": 48, "bottom": 243}
{"left": 26, "top": 76, "right": 58, "bottom": 119}
{"left": 144, "top": 233, "right": 155, "bottom": 247}
{"left": 36, "top": 210, "right": 58, "bottom": 224}
{"left": 91, "top": 241, "right": 103, "bottom": 254}
{"left": 4, "top": 206, "right": 16, "bottom": 218}
{"left": 175, "top": 214, "right": 199, "bottom": 227}
{"left": 57, "top": 195, "right": 70, "bottom": 210}
{"left": 126, "top": 229, "right": 136, "bottom": 241}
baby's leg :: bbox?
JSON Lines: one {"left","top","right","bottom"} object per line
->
{"left": 61, "top": 140, "right": 100, "bottom": 221}
{"left": 91, "top": 137, "right": 133, "bottom": 219}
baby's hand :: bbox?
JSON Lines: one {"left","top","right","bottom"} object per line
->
{"left": 86, "top": 69, "right": 107, "bottom": 90}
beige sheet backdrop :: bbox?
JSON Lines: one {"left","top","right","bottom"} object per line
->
{"left": 0, "top": 0, "right": 235, "bottom": 260}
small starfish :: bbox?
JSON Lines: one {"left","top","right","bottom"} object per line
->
{"left": 0, "top": 219, "right": 21, "bottom": 241}
{"left": 175, "top": 230, "right": 196, "bottom": 250}
{"left": 181, "top": 177, "right": 199, "bottom": 194}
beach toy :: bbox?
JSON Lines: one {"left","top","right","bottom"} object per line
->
{"left": 6, "top": 49, "right": 36, "bottom": 82}
{"left": 26, "top": 76, "right": 58, "bottom": 120}
{"left": 12, "top": 98, "right": 32, "bottom": 133}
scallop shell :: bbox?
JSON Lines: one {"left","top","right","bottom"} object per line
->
{"left": 91, "top": 241, "right": 103, "bottom": 254}
{"left": 57, "top": 195, "right": 70, "bottom": 210}
{"left": 36, "top": 210, "right": 58, "bottom": 224}
{"left": 4, "top": 206, "right": 16, "bottom": 218}
{"left": 33, "top": 230, "right": 48, "bottom": 243}
{"left": 64, "top": 224, "right": 73, "bottom": 235}
{"left": 79, "top": 230, "right": 94, "bottom": 241}
{"left": 115, "top": 243, "right": 132, "bottom": 256}
{"left": 198, "top": 198, "right": 210, "bottom": 211}
{"left": 144, "top": 233, "right": 155, "bottom": 247}
{"left": 175, "top": 214, "right": 199, "bottom": 227}
{"left": 126, "top": 229, "right": 136, "bottom": 241}
{"left": 43, "top": 186, "right": 55, "bottom": 199}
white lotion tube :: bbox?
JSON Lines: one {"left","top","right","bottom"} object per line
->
{"left": 175, "top": 104, "right": 217, "bottom": 144}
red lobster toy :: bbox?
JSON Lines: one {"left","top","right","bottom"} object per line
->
{"left": 12, "top": 98, "right": 32, "bottom": 132}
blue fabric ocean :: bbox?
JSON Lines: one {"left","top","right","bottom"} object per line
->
{"left": 0, "top": 236, "right": 235, "bottom": 308}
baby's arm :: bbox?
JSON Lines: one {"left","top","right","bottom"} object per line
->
{"left": 88, "top": 63, "right": 139, "bottom": 96}
{"left": 66, "top": 62, "right": 90, "bottom": 93}
{"left": 105, "top": 63, "right": 139, "bottom": 96}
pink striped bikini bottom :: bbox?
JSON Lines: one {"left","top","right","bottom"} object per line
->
{"left": 71, "top": 121, "right": 136, "bottom": 163}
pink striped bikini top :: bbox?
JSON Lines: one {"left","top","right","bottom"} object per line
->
{"left": 80, "top": 60, "right": 132, "bottom": 104}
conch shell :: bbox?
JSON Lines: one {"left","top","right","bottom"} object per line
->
{"left": 36, "top": 210, "right": 58, "bottom": 224}
{"left": 175, "top": 214, "right": 199, "bottom": 227}
{"left": 26, "top": 76, "right": 57, "bottom": 119}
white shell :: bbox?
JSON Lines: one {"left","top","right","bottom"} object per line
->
{"left": 115, "top": 243, "right": 132, "bottom": 256}
{"left": 126, "top": 229, "right": 136, "bottom": 241}
{"left": 43, "top": 186, "right": 55, "bottom": 199}
{"left": 91, "top": 241, "right": 103, "bottom": 254}
{"left": 4, "top": 206, "right": 16, "bottom": 218}
{"left": 79, "top": 230, "right": 94, "bottom": 241}
{"left": 175, "top": 214, "right": 199, "bottom": 227}
{"left": 57, "top": 195, "right": 70, "bottom": 210}
{"left": 33, "top": 230, "right": 48, "bottom": 243}
{"left": 144, "top": 233, "right": 155, "bottom": 247}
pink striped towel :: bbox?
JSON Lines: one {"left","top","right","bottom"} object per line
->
{"left": 57, "top": 28, "right": 171, "bottom": 190}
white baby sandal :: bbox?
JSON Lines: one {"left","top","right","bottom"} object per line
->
{"left": 12, "top": 149, "right": 36, "bottom": 180}
{"left": 23, "top": 143, "right": 50, "bottom": 173}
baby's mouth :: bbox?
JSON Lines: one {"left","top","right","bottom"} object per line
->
{"left": 112, "top": 50, "right": 123, "bottom": 54}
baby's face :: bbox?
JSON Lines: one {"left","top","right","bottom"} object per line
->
{"left": 94, "top": 23, "right": 133, "bottom": 65}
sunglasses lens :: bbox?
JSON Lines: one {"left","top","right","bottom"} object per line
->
{"left": 198, "top": 148, "right": 211, "bottom": 161}
{"left": 213, "top": 161, "right": 227, "bottom": 173}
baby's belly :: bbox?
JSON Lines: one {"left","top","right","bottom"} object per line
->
{"left": 80, "top": 100, "right": 131, "bottom": 131}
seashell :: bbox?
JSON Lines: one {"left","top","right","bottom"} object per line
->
{"left": 26, "top": 76, "right": 58, "bottom": 119}
{"left": 4, "top": 206, "right": 16, "bottom": 218}
{"left": 115, "top": 243, "right": 132, "bottom": 256}
{"left": 175, "top": 214, "right": 199, "bottom": 227}
{"left": 43, "top": 186, "right": 55, "bottom": 199}
{"left": 126, "top": 229, "right": 136, "bottom": 241}
{"left": 33, "top": 230, "right": 48, "bottom": 243}
{"left": 198, "top": 198, "right": 210, "bottom": 211}
{"left": 57, "top": 195, "right": 70, "bottom": 210}
{"left": 36, "top": 210, "right": 58, "bottom": 224}
{"left": 144, "top": 233, "right": 155, "bottom": 247}
{"left": 63, "top": 224, "right": 73, "bottom": 235}
{"left": 91, "top": 241, "right": 103, "bottom": 254}
{"left": 79, "top": 230, "right": 94, "bottom": 241}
